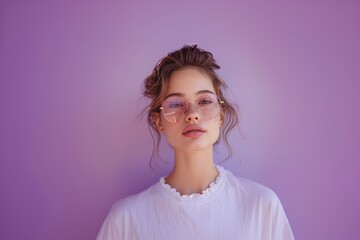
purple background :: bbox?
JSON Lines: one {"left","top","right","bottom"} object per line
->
{"left": 1, "top": 1, "right": 359, "bottom": 239}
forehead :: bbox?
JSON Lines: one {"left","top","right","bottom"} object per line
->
{"left": 166, "top": 67, "right": 215, "bottom": 96}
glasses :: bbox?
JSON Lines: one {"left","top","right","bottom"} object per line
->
{"left": 159, "top": 93, "right": 224, "bottom": 123}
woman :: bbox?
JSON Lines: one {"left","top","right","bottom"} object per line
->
{"left": 97, "top": 45, "right": 294, "bottom": 240}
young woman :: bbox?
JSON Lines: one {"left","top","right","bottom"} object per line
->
{"left": 97, "top": 45, "right": 294, "bottom": 240}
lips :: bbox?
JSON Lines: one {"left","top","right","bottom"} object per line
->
{"left": 182, "top": 125, "right": 206, "bottom": 135}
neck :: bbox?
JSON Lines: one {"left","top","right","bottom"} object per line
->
{"left": 165, "top": 148, "right": 218, "bottom": 195}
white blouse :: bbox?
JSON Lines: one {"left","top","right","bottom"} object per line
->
{"left": 97, "top": 166, "right": 294, "bottom": 240}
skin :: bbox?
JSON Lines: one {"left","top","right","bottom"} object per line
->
{"left": 154, "top": 66, "right": 223, "bottom": 195}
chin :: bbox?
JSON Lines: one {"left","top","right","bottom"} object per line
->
{"left": 175, "top": 139, "right": 218, "bottom": 152}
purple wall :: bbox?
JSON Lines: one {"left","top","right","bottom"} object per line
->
{"left": 1, "top": 1, "right": 359, "bottom": 239}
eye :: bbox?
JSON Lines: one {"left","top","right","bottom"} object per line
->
{"left": 198, "top": 98, "right": 213, "bottom": 105}
{"left": 167, "top": 101, "right": 185, "bottom": 109}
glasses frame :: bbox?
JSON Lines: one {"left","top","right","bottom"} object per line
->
{"left": 159, "top": 94, "right": 224, "bottom": 123}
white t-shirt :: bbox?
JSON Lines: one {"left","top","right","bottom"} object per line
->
{"left": 97, "top": 166, "right": 294, "bottom": 240}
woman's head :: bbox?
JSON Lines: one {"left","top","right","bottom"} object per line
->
{"left": 143, "top": 44, "right": 239, "bottom": 166}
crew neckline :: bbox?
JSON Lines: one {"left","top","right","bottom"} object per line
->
{"left": 159, "top": 165, "right": 225, "bottom": 202}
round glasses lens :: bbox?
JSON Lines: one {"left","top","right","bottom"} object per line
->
{"left": 162, "top": 97, "right": 186, "bottom": 123}
{"left": 196, "top": 94, "right": 221, "bottom": 119}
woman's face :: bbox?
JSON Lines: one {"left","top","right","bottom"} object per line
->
{"left": 155, "top": 67, "right": 222, "bottom": 153}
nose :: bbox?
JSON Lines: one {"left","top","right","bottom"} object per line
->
{"left": 185, "top": 102, "right": 200, "bottom": 122}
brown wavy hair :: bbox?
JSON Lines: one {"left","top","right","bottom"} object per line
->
{"left": 142, "top": 44, "right": 239, "bottom": 167}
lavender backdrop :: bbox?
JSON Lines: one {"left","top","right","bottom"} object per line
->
{"left": 1, "top": 1, "right": 359, "bottom": 239}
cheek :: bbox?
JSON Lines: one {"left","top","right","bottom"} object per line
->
{"left": 161, "top": 122, "right": 180, "bottom": 144}
{"left": 205, "top": 117, "right": 222, "bottom": 141}
{"left": 211, "top": 122, "right": 221, "bottom": 141}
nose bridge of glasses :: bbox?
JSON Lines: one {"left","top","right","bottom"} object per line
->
{"left": 184, "top": 100, "right": 199, "bottom": 114}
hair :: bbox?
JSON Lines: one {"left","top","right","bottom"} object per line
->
{"left": 142, "top": 44, "right": 239, "bottom": 167}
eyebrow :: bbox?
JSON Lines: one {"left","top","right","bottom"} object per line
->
{"left": 164, "top": 90, "right": 215, "bottom": 100}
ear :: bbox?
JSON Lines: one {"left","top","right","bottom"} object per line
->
{"left": 152, "top": 112, "right": 164, "bottom": 132}
{"left": 219, "top": 110, "right": 225, "bottom": 127}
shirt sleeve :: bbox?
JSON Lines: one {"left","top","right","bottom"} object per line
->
{"left": 96, "top": 198, "right": 138, "bottom": 240}
{"left": 96, "top": 213, "right": 124, "bottom": 240}
{"left": 270, "top": 194, "right": 295, "bottom": 240}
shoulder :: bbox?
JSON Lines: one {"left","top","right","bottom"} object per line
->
{"left": 107, "top": 181, "right": 164, "bottom": 219}
{"left": 96, "top": 183, "right": 162, "bottom": 240}
{"left": 110, "top": 183, "right": 157, "bottom": 214}
{"left": 221, "top": 168, "right": 294, "bottom": 239}
{"left": 223, "top": 168, "right": 281, "bottom": 206}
